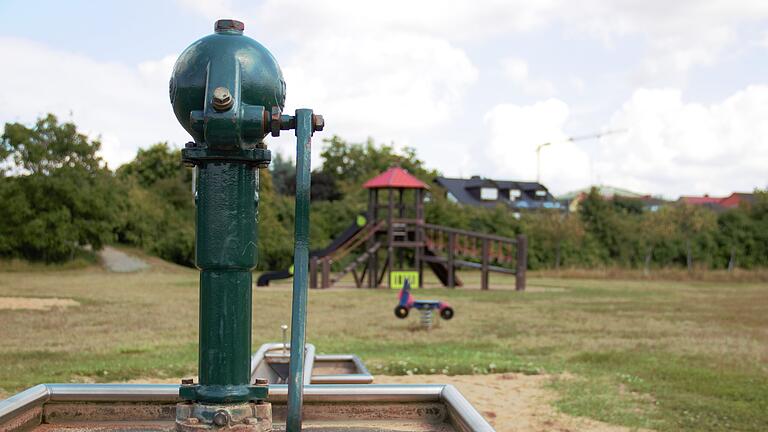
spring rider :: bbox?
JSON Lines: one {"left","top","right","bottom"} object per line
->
{"left": 394, "top": 279, "right": 454, "bottom": 329}
{"left": 169, "top": 19, "right": 322, "bottom": 431}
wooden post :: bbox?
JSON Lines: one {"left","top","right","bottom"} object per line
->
{"left": 415, "top": 189, "right": 424, "bottom": 288}
{"left": 447, "top": 232, "right": 456, "bottom": 288}
{"left": 387, "top": 188, "right": 394, "bottom": 289}
{"left": 309, "top": 256, "right": 318, "bottom": 289}
{"left": 481, "top": 238, "right": 489, "bottom": 290}
{"left": 515, "top": 235, "right": 527, "bottom": 291}
{"left": 322, "top": 257, "right": 330, "bottom": 289}
{"left": 367, "top": 188, "right": 375, "bottom": 288}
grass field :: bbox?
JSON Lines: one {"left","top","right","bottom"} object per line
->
{"left": 1, "top": 261, "right": 767, "bottom": 431}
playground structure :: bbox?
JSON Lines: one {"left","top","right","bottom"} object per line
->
{"left": 0, "top": 19, "right": 495, "bottom": 432}
{"left": 395, "top": 279, "right": 454, "bottom": 330}
{"left": 315, "top": 167, "right": 527, "bottom": 290}
{"left": 259, "top": 166, "right": 527, "bottom": 290}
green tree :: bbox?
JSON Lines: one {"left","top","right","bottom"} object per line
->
{"left": 0, "top": 114, "right": 119, "bottom": 262}
{"left": 320, "top": 136, "right": 438, "bottom": 194}
{"left": 116, "top": 142, "right": 183, "bottom": 188}
{"left": 638, "top": 208, "right": 676, "bottom": 274}
{"left": 668, "top": 204, "right": 717, "bottom": 271}
{"left": 114, "top": 143, "right": 195, "bottom": 266}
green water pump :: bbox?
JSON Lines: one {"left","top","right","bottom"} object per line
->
{"left": 170, "top": 19, "right": 321, "bottom": 431}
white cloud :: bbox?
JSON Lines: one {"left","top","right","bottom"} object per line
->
{"left": 500, "top": 58, "right": 557, "bottom": 97}
{"left": 0, "top": 38, "right": 187, "bottom": 168}
{"left": 247, "top": 0, "right": 557, "bottom": 43}
{"left": 175, "top": 0, "right": 236, "bottom": 21}
{"left": 596, "top": 86, "right": 768, "bottom": 197}
{"left": 483, "top": 99, "right": 591, "bottom": 193}
{"left": 558, "top": 0, "right": 768, "bottom": 82}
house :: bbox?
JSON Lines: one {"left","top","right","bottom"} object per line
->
{"left": 678, "top": 192, "right": 755, "bottom": 211}
{"left": 434, "top": 176, "right": 562, "bottom": 210}
{"left": 559, "top": 185, "right": 669, "bottom": 213}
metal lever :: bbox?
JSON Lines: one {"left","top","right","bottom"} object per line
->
{"left": 286, "top": 108, "right": 314, "bottom": 432}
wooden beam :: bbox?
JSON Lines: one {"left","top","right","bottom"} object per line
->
{"left": 516, "top": 234, "right": 527, "bottom": 291}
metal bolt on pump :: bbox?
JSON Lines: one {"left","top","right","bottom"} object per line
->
{"left": 169, "top": 19, "right": 322, "bottom": 431}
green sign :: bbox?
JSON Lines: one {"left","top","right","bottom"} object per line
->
{"left": 390, "top": 271, "right": 419, "bottom": 289}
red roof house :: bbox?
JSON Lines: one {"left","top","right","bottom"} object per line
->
{"left": 678, "top": 193, "right": 755, "bottom": 210}
{"left": 679, "top": 195, "right": 724, "bottom": 206}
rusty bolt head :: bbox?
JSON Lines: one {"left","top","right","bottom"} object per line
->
{"left": 212, "top": 87, "right": 233, "bottom": 112}
{"left": 312, "top": 114, "right": 325, "bottom": 132}
{"left": 270, "top": 107, "right": 282, "bottom": 137}
{"left": 215, "top": 19, "right": 245, "bottom": 34}
{"left": 254, "top": 377, "right": 269, "bottom": 386}
{"left": 212, "top": 410, "right": 230, "bottom": 427}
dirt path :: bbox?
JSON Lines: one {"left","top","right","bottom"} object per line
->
{"left": 99, "top": 246, "right": 150, "bottom": 272}
{"left": 377, "top": 374, "right": 647, "bottom": 432}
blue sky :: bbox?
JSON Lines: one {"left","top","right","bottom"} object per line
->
{"left": 1, "top": 0, "right": 767, "bottom": 197}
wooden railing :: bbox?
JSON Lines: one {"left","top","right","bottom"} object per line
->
{"left": 423, "top": 224, "right": 526, "bottom": 290}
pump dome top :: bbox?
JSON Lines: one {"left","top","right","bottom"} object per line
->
{"left": 169, "top": 19, "right": 286, "bottom": 144}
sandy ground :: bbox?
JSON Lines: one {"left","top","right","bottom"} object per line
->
{"left": 376, "top": 373, "right": 645, "bottom": 432}
{"left": 0, "top": 297, "right": 79, "bottom": 311}
{"left": 99, "top": 246, "right": 150, "bottom": 272}
{"left": 121, "top": 373, "right": 644, "bottom": 432}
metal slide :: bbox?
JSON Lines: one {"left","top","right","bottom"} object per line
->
{"left": 257, "top": 218, "right": 365, "bottom": 286}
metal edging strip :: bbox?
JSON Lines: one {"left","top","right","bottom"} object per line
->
{"left": 1, "top": 384, "right": 494, "bottom": 431}
{"left": 250, "top": 342, "right": 316, "bottom": 386}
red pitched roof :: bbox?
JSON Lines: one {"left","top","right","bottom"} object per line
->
{"left": 679, "top": 196, "right": 723, "bottom": 205}
{"left": 363, "top": 167, "right": 429, "bottom": 189}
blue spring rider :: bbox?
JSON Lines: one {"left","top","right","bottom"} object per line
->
{"left": 394, "top": 279, "right": 454, "bottom": 321}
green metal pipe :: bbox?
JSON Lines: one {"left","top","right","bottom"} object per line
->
{"left": 195, "top": 162, "right": 258, "bottom": 403}
{"left": 286, "top": 109, "right": 313, "bottom": 431}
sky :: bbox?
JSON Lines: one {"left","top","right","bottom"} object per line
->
{"left": 1, "top": 0, "right": 767, "bottom": 198}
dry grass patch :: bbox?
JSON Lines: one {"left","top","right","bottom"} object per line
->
{"left": 0, "top": 297, "right": 79, "bottom": 311}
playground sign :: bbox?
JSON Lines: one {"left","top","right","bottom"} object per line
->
{"left": 390, "top": 271, "right": 419, "bottom": 289}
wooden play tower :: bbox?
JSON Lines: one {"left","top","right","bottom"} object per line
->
{"left": 309, "top": 167, "right": 527, "bottom": 290}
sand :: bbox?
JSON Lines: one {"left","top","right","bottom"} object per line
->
{"left": 0, "top": 297, "right": 79, "bottom": 311}
{"left": 376, "top": 373, "right": 647, "bottom": 432}
{"left": 120, "top": 372, "right": 646, "bottom": 431}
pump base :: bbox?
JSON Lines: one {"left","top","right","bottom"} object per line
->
{"left": 175, "top": 401, "right": 271, "bottom": 432}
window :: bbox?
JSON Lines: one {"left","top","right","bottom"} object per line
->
{"left": 535, "top": 190, "right": 547, "bottom": 197}
{"left": 480, "top": 187, "right": 498, "bottom": 200}
{"left": 446, "top": 192, "right": 458, "bottom": 203}
{"left": 509, "top": 189, "right": 521, "bottom": 201}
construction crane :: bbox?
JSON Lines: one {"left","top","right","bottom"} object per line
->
{"left": 535, "top": 129, "right": 627, "bottom": 183}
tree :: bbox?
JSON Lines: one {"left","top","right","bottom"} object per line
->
{"left": 116, "top": 142, "right": 184, "bottom": 188}
{"left": 270, "top": 152, "right": 296, "bottom": 196}
{"left": 319, "top": 136, "right": 438, "bottom": 191}
{"left": 0, "top": 114, "right": 119, "bottom": 261}
{"left": 668, "top": 204, "right": 717, "bottom": 272}
{"left": 638, "top": 208, "right": 676, "bottom": 274}
{"left": 114, "top": 143, "right": 195, "bottom": 266}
